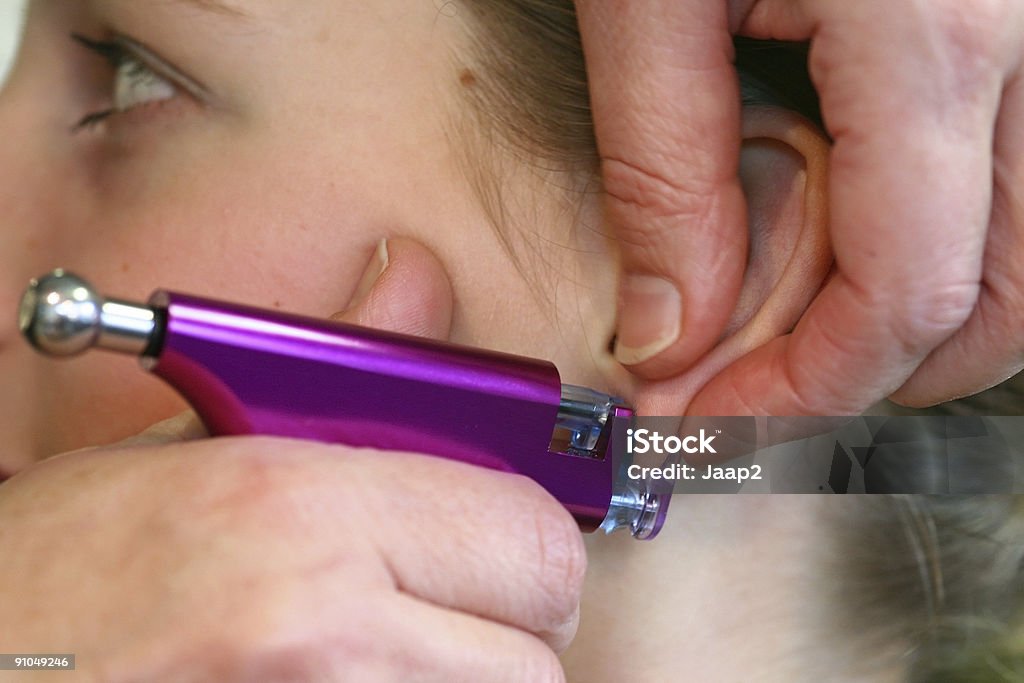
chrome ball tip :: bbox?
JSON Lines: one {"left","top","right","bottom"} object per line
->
{"left": 19, "top": 270, "right": 103, "bottom": 357}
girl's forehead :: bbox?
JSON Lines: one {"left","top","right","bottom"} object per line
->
{"left": 62, "top": 0, "right": 458, "bottom": 49}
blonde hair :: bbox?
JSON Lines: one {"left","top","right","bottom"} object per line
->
{"left": 823, "top": 496, "right": 1024, "bottom": 681}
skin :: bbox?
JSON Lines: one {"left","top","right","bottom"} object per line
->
{"left": 0, "top": 0, "right": 904, "bottom": 680}
{"left": 577, "top": 0, "right": 1024, "bottom": 416}
{"left": 1, "top": 426, "right": 586, "bottom": 681}
{"left": 0, "top": 1, "right": 609, "bottom": 679}
{"left": 0, "top": 0, "right": 620, "bottom": 466}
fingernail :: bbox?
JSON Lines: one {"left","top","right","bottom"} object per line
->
{"left": 349, "top": 238, "right": 389, "bottom": 306}
{"left": 613, "top": 275, "right": 681, "bottom": 365}
{"left": 111, "top": 412, "right": 208, "bottom": 448}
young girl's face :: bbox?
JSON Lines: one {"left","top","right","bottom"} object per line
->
{"left": 0, "top": 0, "right": 620, "bottom": 463}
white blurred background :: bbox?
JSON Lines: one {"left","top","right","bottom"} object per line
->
{"left": 0, "top": 0, "right": 26, "bottom": 88}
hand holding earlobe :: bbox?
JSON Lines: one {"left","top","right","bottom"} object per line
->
{"left": 624, "top": 106, "right": 833, "bottom": 419}
{"left": 580, "top": 0, "right": 1024, "bottom": 415}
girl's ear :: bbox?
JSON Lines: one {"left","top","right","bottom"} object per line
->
{"left": 625, "top": 105, "right": 833, "bottom": 415}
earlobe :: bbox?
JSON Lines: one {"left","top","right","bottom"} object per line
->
{"left": 629, "top": 105, "right": 832, "bottom": 415}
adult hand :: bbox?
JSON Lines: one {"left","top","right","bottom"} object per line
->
{"left": 577, "top": 1, "right": 1024, "bottom": 414}
{"left": 0, "top": 239, "right": 582, "bottom": 682}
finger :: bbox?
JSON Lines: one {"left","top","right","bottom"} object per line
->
{"left": 575, "top": 1, "right": 749, "bottom": 377}
{"left": 342, "top": 449, "right": 586, "bottom": 652}
{"left": 352, "top": 592, "right": 567, "bottom": 682}
{"left": 686, "top": 2, "right": 1006, "bottom": 415}
{"left": 88, "top": 436, "right": 584, "bottom": 651}
{"left": 152, "top": 592, "right": 564, "bottom": 683}
{"left": 892, "top": 74, "right": 1024, "bottom": 405}
{"left": 332, "top": 237, "right": 454, "bottom": 340}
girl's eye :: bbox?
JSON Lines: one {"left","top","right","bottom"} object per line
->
{"left": 71, "top": 33, "right": 180, "bottom": 132}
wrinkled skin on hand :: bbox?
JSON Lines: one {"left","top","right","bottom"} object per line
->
{"left": 577, "top": 0, "right": 1024, "bottom": 416}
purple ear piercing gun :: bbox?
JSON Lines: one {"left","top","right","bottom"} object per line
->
{"left": 19, "top": 270, "right": 670, "bottom": 539}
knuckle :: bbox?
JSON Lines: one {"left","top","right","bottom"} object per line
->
{"left": 846, "top": 269, "right": 978, "bottom": 340}
{"left": 892, "top": 280, "right": 980, "bottom": 349}
{"left": 967, "top": 278, "right": 1024, "bottom": 349}
{"left": 232, "top": 589, "right": 389, "bottom": 679}
{"left": 983, "top": 254, "right": 1024, "bottom": 323}
{"left": 207, "top": 443, "right": 289, "bottom": 509}
{"left": 930, "top": 0, "right": 1007, "bottom": 80}
{"left": 513, "top": 648, "right": 567, "bottom": 683}
{"left": 313, "top": 611, "right": 393, "bottom": 677}
{"left": 526, "top": 497, "right": 587, "bottom": 630}
{"left": 600, "top": 155, "right": 716, "bottom": 240}
{"left": 784, "top": 312, "right": 864, "bottom": 415}
{"left": 182, "top": 438, "right": 332, "bottom": 530}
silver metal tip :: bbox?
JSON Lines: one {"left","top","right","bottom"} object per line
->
{"left": 19, "top": 270, "right": 103, "bottom": 357}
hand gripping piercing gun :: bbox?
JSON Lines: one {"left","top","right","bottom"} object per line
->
{"left": 19, "top": 270, "right": 670, "bottom": 539}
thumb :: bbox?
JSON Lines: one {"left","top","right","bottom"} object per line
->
{"left": 576, "top": 2, "right": 747, "bottom": 379}
{"left": 332, "top": 237, "right": 454, "bottom": 341}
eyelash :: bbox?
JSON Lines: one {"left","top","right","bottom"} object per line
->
{"left": 70, "top": 33, "right": 179, "bottom": 133}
